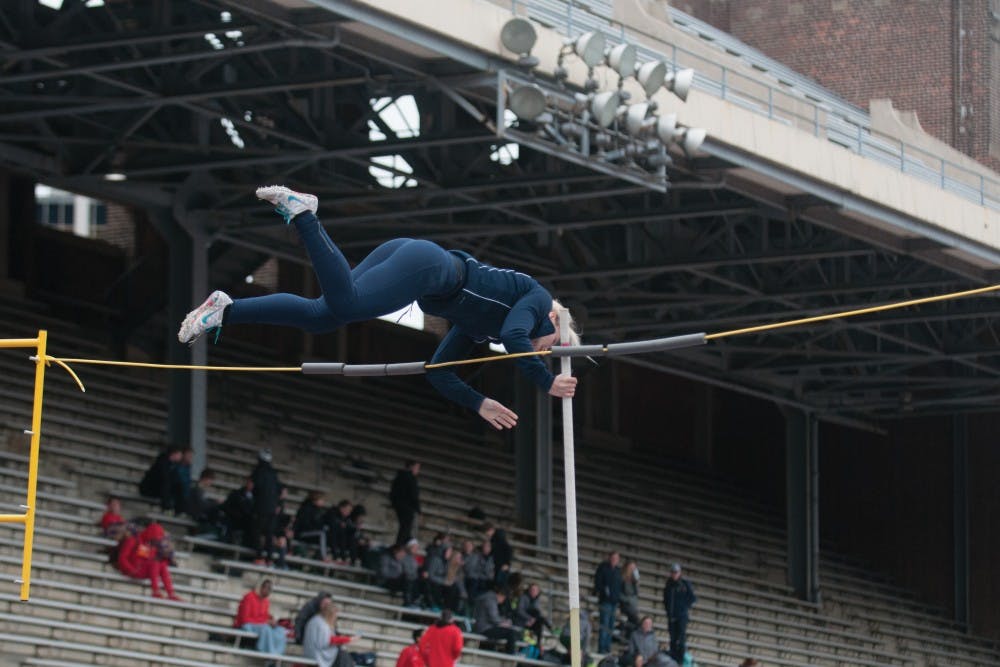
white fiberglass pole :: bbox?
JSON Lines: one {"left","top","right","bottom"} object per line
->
{"left": 558, "top": 307, "right": 582, "bottom": 667}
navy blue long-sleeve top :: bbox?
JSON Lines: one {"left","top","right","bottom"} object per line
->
{"left": 418, "top": 251, "right": 556, "bottom": 412}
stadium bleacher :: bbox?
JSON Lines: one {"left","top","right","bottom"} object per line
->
{"left": 2, "top": 293, "right": 999, "bottom": 667}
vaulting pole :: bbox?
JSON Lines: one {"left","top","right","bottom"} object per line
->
{"left": 558, "top": 308, "right": 582, "bottom": 667}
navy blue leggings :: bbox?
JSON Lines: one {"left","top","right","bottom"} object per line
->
{"left": 228, "top": 212, "right": 459, "bottom": 333}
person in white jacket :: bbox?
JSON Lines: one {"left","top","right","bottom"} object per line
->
{"left": 302, "top": 598, "right": 353, "bottom": 667}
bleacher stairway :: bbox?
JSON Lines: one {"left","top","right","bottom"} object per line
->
{"left": 0, "top": 293, "right": 997, "bottom": 667}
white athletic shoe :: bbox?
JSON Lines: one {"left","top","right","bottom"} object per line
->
{"left": 255, "top": 185, "right": 318, "bottom": 223}
{"left": 177, "top": 290, "right": 233, "bottom": 344}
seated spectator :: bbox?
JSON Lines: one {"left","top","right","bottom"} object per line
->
{"left": 294, "top": 491, "right": 330, "bottom": 560}
{"left": 169, "top": 447, "right": 193, "bottom": 516}
{"left": 234, "top": 579, "right": 287, "bottom": 656}
{"left": 302, "top": 597, "right": 353, "bottom": 667}
{"left": 425, "top": 532, "right": 450, "bottom": 563}
{"left": 500, "top": 573, "right": 523, "bottom": 620}
{"left": 559, "top": 609, "right": 593, "bottom": 667}
{"left": 99, "top": 494, "right": 125, "bottom": 541}
{"left": 379, "top": 544, "right": 416, "bottom": 606}
{"left": 424, "top": 543, "right": 451, "bottom": 610}
{"left": 117, "top": 521, "right": 179, "bottom": 600}
{"left": 463, "top": 540, "right": 495, "bottom": 604}
{"left": 515, "top": 583, "right": 551, "bottom": 643}
{"left": 483, "top": 522, "right": 512, "bottom": 587}
{"left": 625, "top": 617, "right": 675, "bottom": 667}
{"left": 396, "top": 629, "right": 425, "bottom": 667}
{"left": 350, "top": 504, "right": 371, "bottom": 567}
{"left": 473, "top": 588, "right": 520, "bottom": 654}
{"left": 327, "top": 499, "right": 357, "bottom": 564}
{"left": 273, "top": 486, "right": 292, "bottom": 569}
{"left": 403, "top": 538, "right": 427, "bottom": 608}
{"left": 404, "top": 538, "right": 424, "bottom": 567}
{"left": 420, "top": 609, "right": 463, "bottom": 667}
{"left": 294, "top": 591, "right": 332, "bottom": 644}
{"left": 138, "top": 446, "right": 182, "bottom": 511}
{"left": 443, "top": 548, "right": 466, "bottom": 613}
{"left": 222, "top": 477, "right": 254, "bottom": 546}
{"left": 186, "top": 468, "right": 223, "bottom": 535}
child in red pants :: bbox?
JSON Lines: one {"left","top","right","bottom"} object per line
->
{"left": 117, "top": 522, "right": 180, "bottom": 600}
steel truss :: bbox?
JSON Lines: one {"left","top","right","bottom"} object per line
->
{"left": 2, "top": 0, "right": 999, "bottom": 423}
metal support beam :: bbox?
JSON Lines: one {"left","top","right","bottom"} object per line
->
{"left": 953, "top": 414, "right": 970, "bottom": 629}
{"left": 165, "top": 215, "right": 193, "bottom": 453}
{"left": 514, "top": 371, "right": 553, "bottom": 547}
{"left": 165, "top": 209, "right": 208, "bottom": 476}
{"left": 0, "top": 76, "right": 367, "bottom": 123}
{"left": 187, "top": 226, "right": 210, "bottom": 478}
{"left": 702, "top": 138, "right": 1000, "bottom": 270}
{"left": 785, "top": 409, "right": 820, "bottom": 602}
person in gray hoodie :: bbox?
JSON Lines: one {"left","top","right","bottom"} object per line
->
{"left": 463, "top": 540, "right": 495, "bottom": 604}
{"left": 473, "top": 588, "right": 520, "bottom": 654}
{"left": 425, "top": 544, "right": 452, "bottom": 609}
{"left": 626, "top": 617, "right": 676, "bottom": 667}
{"left": 402, "top": 538, "right": 423, "bottom": 607}
{"left": 514, "top": 583, "right": 551, "bottom": 643}
{"left": 378, "top": 544, "right": 415, "bottom": 606}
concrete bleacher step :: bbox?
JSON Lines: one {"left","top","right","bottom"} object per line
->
{"left": 3, "top": 292, "right": 1000, "bottom": 667}
{"left": 0, "top": 593, "right": 256, "bottom": 646}
{"left": 0, "top": 622, "right": 303, "bottom": 666}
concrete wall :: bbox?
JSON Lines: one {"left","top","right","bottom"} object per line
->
{"left": 358, "top": 0, "right": 1000, "bottom": 252}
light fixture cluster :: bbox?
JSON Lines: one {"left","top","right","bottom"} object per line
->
{"left": 498, "top": 18, "right": 706, "bottom": 183}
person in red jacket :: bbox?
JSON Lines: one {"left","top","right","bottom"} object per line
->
{"left": 235, "top": 579, "right": 287, "bottom": 656}
{"left": 396, "top": 629, "right": 425, "bottom": 667}
{"left": 98, "top": 495, "right": 125, "bottom": 541}
{"left": 116, "top": 521, "right": 178, "bottom": 600}
{"left": 419, "top": 609, "right": 463, "bottom": 667}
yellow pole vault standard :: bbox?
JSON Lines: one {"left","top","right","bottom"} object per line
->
{"left": 557, "top": 308, "right": 583, "bottom": 667}
{"left": 0, "top": 330, "right": 48, "bottom": 601}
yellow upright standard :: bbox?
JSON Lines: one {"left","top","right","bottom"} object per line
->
{"left": 0, "top": 329, "right": 48, "bottom": 601}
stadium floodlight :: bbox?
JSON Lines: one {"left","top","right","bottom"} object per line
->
{"left": 508, "top": 84, "right": 547, "bottom": 121}
{"left": 677, "top": 126, "right": 707, "bottom": 153}
{"left": 665, "top": 68, "right": 695, "bottom": 102}
{"left": 605, "top": 44, "right": 637, "bottom": 77}
{"left": 624, "top": 103, "right": 653, "bottom": 136}
{"left": 635, "top": 61, "right": 667, "bottom": 98}
{"left": 569, "top": 32, "right": 606, "bottom": 68}
{"left": 103, "top": 172, "right": 127, "bottom": 181}
{"left": 589, "top": 91, "right": 620, "bottom": 127}
{"left": 500, "top": 17, "right": 537, "bottom": 56}
{"left": 654, "top": 113, "right": 678, "bottom": 143}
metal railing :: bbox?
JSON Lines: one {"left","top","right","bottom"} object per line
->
{"left": 510, "top": 0, "right": 1000, "bottom": 211}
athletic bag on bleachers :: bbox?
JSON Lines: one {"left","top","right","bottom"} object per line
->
{"left": 350, "top": 651, "right": 376, "bottom": 666}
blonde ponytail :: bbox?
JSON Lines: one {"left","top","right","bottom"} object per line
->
{"left": 551, "top": 299, "right": 581, "bottom": 347}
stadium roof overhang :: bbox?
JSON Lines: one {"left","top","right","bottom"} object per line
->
{"left": 3, "top": 0, "right": 1000, "bottom": 428}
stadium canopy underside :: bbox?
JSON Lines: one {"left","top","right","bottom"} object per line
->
{"left": 3, "top": 0, "right": 1000, "bottom": 429}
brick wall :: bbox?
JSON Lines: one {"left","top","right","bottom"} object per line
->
{"left": 675, "top": 0, "right": 1000, "bottom": 172}
{"left": 96, "top": 203, "right": 135, "bottom": 257}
